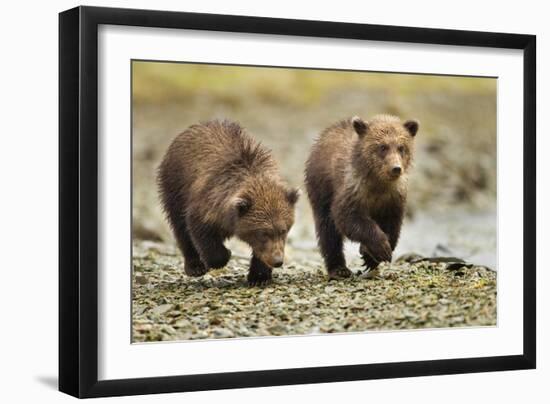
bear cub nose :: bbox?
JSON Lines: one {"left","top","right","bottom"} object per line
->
{"left": 391, "top": 166, "right": 402, "bottom": 176}
{"left": 272, "top": 255, "right": 284, "bottom": 268}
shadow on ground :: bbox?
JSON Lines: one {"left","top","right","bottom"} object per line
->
{"left": 35, "top": 375, "right": 58, "bottom": 390}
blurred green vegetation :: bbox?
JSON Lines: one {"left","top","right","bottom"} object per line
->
{"left": 132, "top": 61, "right": 496, "bottom": 106}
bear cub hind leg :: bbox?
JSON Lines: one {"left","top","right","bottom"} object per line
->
{"left": 186, "top": 213, "right": 232, "bottom": 271}
{"left": 316, "top": 213, "right": 352, "bottom": 280}
{"left": 171, "top": 216, "right": 209, "bottom": 277}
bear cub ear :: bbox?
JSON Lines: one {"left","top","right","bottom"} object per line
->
{"left": 403, "top": 119, "right": 420, "bottom": 137}
{"left": 351, "top": 116, "right": 368, "bottom": 137}
{"left": 286, "top": 188, "right": 301, "bottom": 205}
{"left": 233, "top": 196, "right": 252, "bottom": 216}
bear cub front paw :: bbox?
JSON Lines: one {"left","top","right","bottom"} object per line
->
{"left": 248, "top": 264, "right": 272, "bottom": 286}
{"left": 328, "top": 266, "right": 353, "bottom": 280}
{"left": 184, "top": 259, "right": 208, "bottom": 277}
{"left": 361, "top": 230, "right": 392, "bottom": 264}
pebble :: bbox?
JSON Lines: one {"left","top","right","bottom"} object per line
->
{"left": 211, "top": 328, "right": 234, "bottom": 338}
{"left": 150, "top": 304, "right": 173, "bottom": 316}
{"left": 135, "top": 275, "right": 148, "bottom": 285}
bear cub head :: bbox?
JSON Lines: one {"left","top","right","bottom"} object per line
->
{"left": 351, "top": 115, "right": 419, "bottom": 183}
{"left": 231, "top": 182, "right": 300, "bottom": 268}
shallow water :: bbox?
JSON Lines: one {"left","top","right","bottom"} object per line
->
{"left": 391, "top": 209, "right": 496, "bottom": 269}
{"left": 243, "top": 208, "right": 497, "bottom": 271}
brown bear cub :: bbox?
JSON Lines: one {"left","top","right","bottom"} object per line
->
{"left": 158, "top": 120, "right": 299, "bottom": 286}
{"left": 305, "top": 115, "right": 419, "bottom": 279}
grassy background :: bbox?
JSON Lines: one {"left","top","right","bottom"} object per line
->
{"left": 133, "top": 62, "right": 495, "bottom": 106}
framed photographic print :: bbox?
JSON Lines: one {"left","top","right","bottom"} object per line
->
{"left": 59, "top": 5, "right": 536, "bottom": 398}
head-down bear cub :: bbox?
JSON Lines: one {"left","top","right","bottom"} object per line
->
{"left": 305, "top": 115, "right": 419, "bottom": 279}
{"left": 158, "top": 120, "right": 299, "bottom": 286}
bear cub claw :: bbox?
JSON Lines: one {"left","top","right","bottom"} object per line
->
{"left": 360, "top": 244, "right": 388, "bottom": 270}
{"left": 247, "top": 267, "right": 273, "bottom": 287}
{"left": 184, "top": 260, "right": 208, "bottom": 277}
{"left": 328, "top": 266, "right": 353, "bottom": 280}
{"left": 361, "top": 234, "right": 392, "bottom": 264}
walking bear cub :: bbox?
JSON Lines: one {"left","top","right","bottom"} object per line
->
{"left": 158, "top": 120, "right": 299, "bottom": 286}
{"left": 305, "top": 115, "right": 419, "bottom": 279}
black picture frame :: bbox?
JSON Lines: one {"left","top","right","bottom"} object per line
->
{"left": 59, "top": 5, "right": 536, "bottom": 398}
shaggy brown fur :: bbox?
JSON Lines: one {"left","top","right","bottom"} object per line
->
{"left": 158, "top": 120, "right": 299, "bottom": 286}
{"left": 305, "top": 115, "right": 419, "bottom": 279}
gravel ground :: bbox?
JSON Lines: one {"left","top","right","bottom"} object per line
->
{"left": 132, "top": 241, "right": 496, "bottom": 343}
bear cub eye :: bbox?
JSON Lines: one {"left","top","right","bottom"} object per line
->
{"left": 398, "top": 145, "right": 406, "bottom": 155}
{"left": 379, "top": 144, "right": 389, "bottom": 153}
{"left": 259, "top": 230, "right": 271, "bottom": 241}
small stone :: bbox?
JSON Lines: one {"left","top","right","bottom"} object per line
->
{"left": 449, "top": 315, "right": 465, "bottom": 324}
{"left": 211, "top": 328, "right": 234, "bottom": 338}
{"left": 134, "top": 322, "right": 152, "bottom": 331}
{"left": 135, "top": 275, "right": 148, "bottom": 285}
{"left": 267, "top": 324, "right": 287, "bottom": 335}
{"left": 324, "top": 286, "right": 336, "bottom": 293}
{"left": 160, "top": 325, "right": 176, "bottom": 335}
{"left": 173, "top": 319, "right": 191, "bottom": 328}
{"left": 150, "top": 304, "right": 173, "bottom": 316}
{"left": 361, "top": 268, "right": 381, "bottom": 279}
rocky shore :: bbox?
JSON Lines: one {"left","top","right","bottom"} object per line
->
{"left": 132, "top": 241, "right": 496, "bottom": 342}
